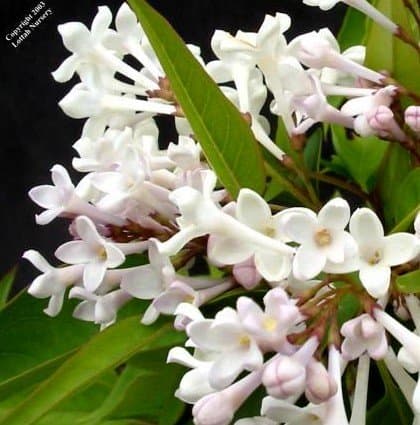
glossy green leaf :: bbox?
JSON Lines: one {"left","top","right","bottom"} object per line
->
{"left": 337, "top": 6, "right": 368, "bottom": 49}
{"left": 304, "top": 128, "right": 323, "bottom": 172}
{"left": 365, "top": 0, "right": 420, "bottom": 94}
{"left": 377, "top": 144, "right": 413, "bottom": 229}
{"left": 396, "top": 270, "right": 420, "bottom": 293}
{"left": 0, "top": 293, "right": 97, "bottom": 386}
{"left": 331, "top": 124, "right": 388, "bottom": 192}
{"left": 128, "top": 0, "right": 266, "bottom": 197}
{"left": 0, "top": 267, "right": 17, "bottom": 309}
{"left": 78, "top": 351, "right": 185, "bottom": 425}
{"left": 0, "top": 318, "right": 183, "bottom": 425}
{"left": 393, "top": 168, "right": 420, "bottom": 223}
{"left": 367, "top": 361, "right": 413, "bottom": 425}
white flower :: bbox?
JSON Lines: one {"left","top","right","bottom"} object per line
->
{"left": 29, "top": 164, "right": 125, "bottom": 226}
{"left": 55, "top": 216, "right": 125, "bottom": 291}
{"left": 69, "top": 287, "right": 132, "bottom": 329}
{"left": 23, "top": 250, "right": 83, "bottom": 317}
{"left": 289, "top": 28, "right": 383, "bottom": 84}
{"left": 334, "top": 208, "right": 419, "bottom": 298}
{"left": 237, "top": 287, "right": 303, "bottom": 352}
{"left": 301, "top": 0, "right": 398, "bottom": 33}
{"left": 158, "top": 171, "right": 294, "bottom": 282}
{"left": 282, "top": 198, "right": 356, "bottom": 280}
{"left": 208, "top": 188, "right": 294, "bottom": 282}
{"left": 340, "top": 314, "right": 387, "bottom": 360}
{"left": 167, "top": 347, "right": 217, "bottom": 403}
{"left": 186, "top": 306, "right": 263, "bottom": 389}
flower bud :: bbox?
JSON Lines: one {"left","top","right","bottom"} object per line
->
{"left": 405, "top": 106, "right": 420, "bottom": 133}
{"left": 262, "top": 356, "right": 306, "bottom": 399}
{"left": 305, "top": 360, "right": 337, "bottom": 404}
{"left": 193, "top": 392, "right": 235, "bottom": 425}
{"left": 233, "top": 257, "right": 261, "bottom": 289}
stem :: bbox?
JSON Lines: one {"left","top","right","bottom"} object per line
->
{"left": 308, "top": 171, "right": 371, "bottom": 203}
{"left": 264, "top": 161, "right": 317, "bottom": 210}
{"left": 402, "top": 0, "right": 420, "bottom": 27}
{"left": 385, "top": 77, "right": 420, "bottom": 104}
{"left": 396, "top": 26, "right": 420, "bottom": 55}
{"left": 297, "top": 152, "right": 322, "bottom": 210}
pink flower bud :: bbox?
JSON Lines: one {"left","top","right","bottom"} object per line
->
{"left": 305, "top": 360, "right": 338, "bottom": 404}
{"left": 193, "top": 392, "right": 234, "bottom": 425}
{"left": 262, "top": 356, "right": 306, "bottom": 399}
{"left": 233, "top": 257, "right": 261, "bottom": 289}
{"left": 405, "top": 106, "right": 420, "bottom": 132}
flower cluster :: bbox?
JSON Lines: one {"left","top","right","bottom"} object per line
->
{"left": 25, "top": 2, "right": 420, "bottom": 425}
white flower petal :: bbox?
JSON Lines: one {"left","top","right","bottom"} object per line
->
{"left": 35, "top": 208, "right": 63, "bottom": 225}
{"left": 22, "top": 250, "right": 52, "bottom": 273}
{"left": 359, "top": 264, "right": 390, "bottom": 298}
{"left": 208, "top": 236, "right": 254, "bottom": 265}
{"left": 318, "top": 198, "right": 350, "bottom": 230}
{"left": 116, "top": 3, "right": 142, "bottom": 39}
{"left": 209, "top": 352, "right": 244, "bottom": 389}
{"left": 29, "top": 186, "right": 62, "bottom": 209}
{"left": 83, "top": 261, "right": 106, "bottom": 292}
{"left": 73, "top": 300, "right": 95, "bottom": 321}
{"left": 76, "top": 216, "right": 103, "bottom": 246}
{"left": 104, "top": 244, "right": 125, "bottom": 268}
{"left": 55, "top": 241, "right": 96, "bottom": 264}
{"left": 293, "top": 244, "right": 326, "bottom": 280}
{"left": 350, "top": 208, "right": 384, "bottom": 246}
{"left": 91, "top": 6, "right": 112, "bottom": 40}
{"left": 254, "top": 250, "right": 292, "bottom": 282}
{"left": 382, "top": 233, "right": 418, "bottom": 266}
{"left": 283, "top": 212, "right": 317, "bottom": 244}
{"left": 121, "top": 266, "right": 162, "bottom": 299}
{"left": 44, "top": 292, "right": 65, "bottom": 317}
{"left": 58, "top": 22, "right": 91, "bottom": 54}
{"left": 51, "top": 55, "right": 79, "bottom": 83}
{"left": 236, "top": 189, "right": 272, "bottom": 232}
{"left": 176, "top": 368, "right": 215, "bottom": 404}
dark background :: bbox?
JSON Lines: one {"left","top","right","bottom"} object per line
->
{"left": 0, "top": 0, "right": 345, "bottom": 289}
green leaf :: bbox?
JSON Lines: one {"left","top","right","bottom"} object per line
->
{"left": 337, "top": 6, "right": 368, "bottom": 49}
{"left": 377, "top": 144, "right": 413, "bottom": 229}
{"left": 0, "top": 267, "right": 17, "bottom": 309}
{"left": 128, "top": 0, "right": 266, "bottom": 197}
{"left": 365, "top": 0, "right": 420, "bottom": 94}
{"left": 367, "top": 361, "right": 413, "bottom": 425}
{"left": 303, "top": 128, "right": 323, "bottom": 172}
{"left": 393, "top": 168, "right": 420, "bottom": 223}
{"left": 331, "top": 124, "right": 388, "bottom": 192}
{"left": 396, "top": 270, "right": 420, "bottom": 293}
{"left": 0, "top": 293, "right": 97, "bottom": 387}
{"left": 0, "top": 318, "right": 183, "bottom": 425}
{"left": 78, "top": 349, "right": 185, "bottom": 425}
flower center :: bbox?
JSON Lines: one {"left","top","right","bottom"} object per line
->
{"left": 97, "top": 247, "right": 107, "bottom": 260}
{"left": 263, "top": 316, "right": 277, "bottom": 332}
{"left": 314, "top": 228, "right": 332, "bottom": 247}
{"left": 239, "top": 335, "right": 251, "bottom": 346}
{"left": 264, "top": 226, "right": 276, "bottom": 238}
{"left": 368, "top": 250, "right": 382, "bottom": 265}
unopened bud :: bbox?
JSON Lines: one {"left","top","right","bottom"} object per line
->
{"left": 305, "top": 360, "right": 337, "bottom": 404}
{"left": 405, "top": 106, "right": 420, "bottom": 133}
{"left": 262, "top": 356, "right": 306, "bottom": 399}
{"left": 233, "top": 257, "right": 261, "bottom": 289}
